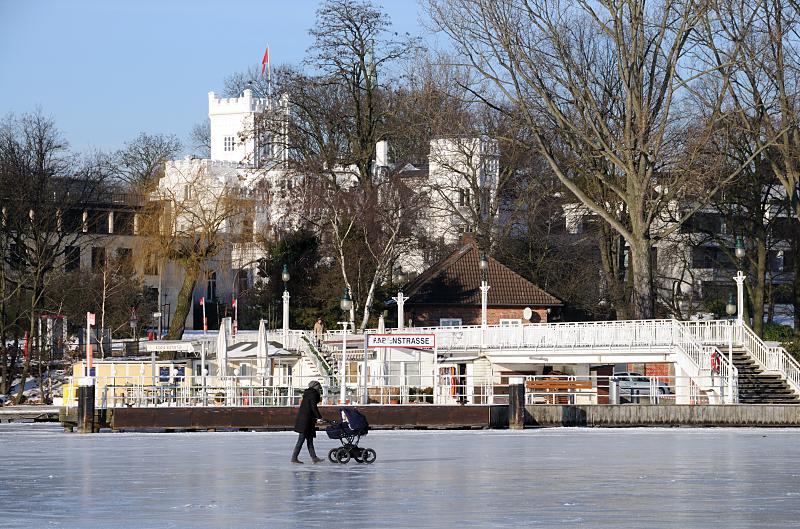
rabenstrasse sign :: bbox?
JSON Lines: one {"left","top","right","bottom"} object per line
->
{"left": 366, "top": 334, "right": 436, "bottom": 349}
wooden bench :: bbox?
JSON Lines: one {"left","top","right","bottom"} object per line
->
{"left": 525, "top": 379, "right": 594, "bottom": 404}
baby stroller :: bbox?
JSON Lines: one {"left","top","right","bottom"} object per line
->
{"left": 325, "top": 408, "right": 376, "bottom": 464}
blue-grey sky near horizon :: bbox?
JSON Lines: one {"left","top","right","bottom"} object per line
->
{"left": 0, "top": 0, "right": 429, "bottom": 155}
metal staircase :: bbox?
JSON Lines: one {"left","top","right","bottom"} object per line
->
{"left": 299, "top": 333, "right": 335, "bottom": 377}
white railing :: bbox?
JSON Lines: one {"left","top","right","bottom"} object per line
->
{"left": 681, "top": 320, "right": 734, "bottom": 344}
{"left": 75, "top": 373, "right": 718, "bottom": 408}
{"left": 356, "top": 319, "right": 683, "bottom": 352}
{"left": 671, "top": 321, "right": 737, "bottom": 403}
{"left": 738, "top": 323, "right": 800, "bottom": 396}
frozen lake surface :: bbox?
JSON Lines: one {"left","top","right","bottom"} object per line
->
{"left": 1, "top": 424, "right": 800, "bottom": 528}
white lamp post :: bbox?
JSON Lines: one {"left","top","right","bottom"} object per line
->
{"left": 281, "top": 263, "right": 290, "bottom": 347}
{"left": 726, "top": 292, "right": 736, "bottom": 404}
{"left": 392, "top": 269, "right": 408, "bottom": 330}
{"left": 339, "top": 288, "right": 353, "bottom": 404}
{"left": 479, "top": 253, "right": 490, "bottom": 349}
{"left": 733, "top": 236, "right": 746, "bottom": 326}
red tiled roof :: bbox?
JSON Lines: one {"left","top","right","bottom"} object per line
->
{"left": 403, "top": 241, "right": 562, "bottom": 307}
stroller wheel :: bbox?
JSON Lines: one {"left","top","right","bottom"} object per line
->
{"left": 327, "top": 448, "right": 338, "bottom": 463}
{"left": 352, "top": 447, "right": 364, "bottom": 463}
{"left": 335, "top": 447, "right": 351, "bottom": 464}
{"left": 362, "top": 448, "right": 377, "bottom": 464}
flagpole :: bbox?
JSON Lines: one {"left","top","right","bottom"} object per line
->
{"left": 268, "top": 45, "right": 272, "bottom": 99}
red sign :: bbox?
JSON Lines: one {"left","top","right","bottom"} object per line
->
{"left": 87, "top": 312, "right": 95, "bottom": 326}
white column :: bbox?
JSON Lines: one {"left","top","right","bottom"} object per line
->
{"left": 733, "top": 270, "right": 746, "bottom": 326}
{"left": 361, "top": 336, "right": 369, "bottom": 405}
{"left": 480, "top": 281, "right": 490, "bottom": 348}
{"left": 727, "top": 322, "right": 734, "bottom": 404}
{"left": 393, "top": 292, "right": 408, "bottom": 330}
{"left": 282, "top": 289, "right": 290, "bottom": 346}
{"left": 339, "top": 322, "right": 348, "bottom": 404}
{"left": 674, "top": 364, "right": 690, "bottom": 405}
{"left": 108, "top": 211, "right": 114, "bottom": 234}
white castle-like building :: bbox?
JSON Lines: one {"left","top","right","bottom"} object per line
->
{"left": 157, "top": 88, "right": 500, "bottom": 331}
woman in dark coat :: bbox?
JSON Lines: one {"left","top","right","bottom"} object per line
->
{"left": 291, "top": 380, "right": 324, "bottom": 464}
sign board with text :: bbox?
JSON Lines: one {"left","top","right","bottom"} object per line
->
{"left": 366, "top": 334, "right": 436, "bottom": 349}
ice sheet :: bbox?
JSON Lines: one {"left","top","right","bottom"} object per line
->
{"left": 1, "top": 424, "right": 799, "bottom": 528}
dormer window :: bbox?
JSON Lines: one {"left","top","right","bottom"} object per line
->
{"left": 223, "top": 136, "right": 235, "bottom": 152}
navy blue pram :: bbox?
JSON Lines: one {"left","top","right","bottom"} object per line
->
{"left": 325, "top": 408, "right": 375, "bottom": 464}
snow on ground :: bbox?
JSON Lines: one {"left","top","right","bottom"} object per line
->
{"left": 3, "top": 370, "right": 68, "bottom": 405}
{"left": 1, "top": 425, "right": 800, "bottom": 528}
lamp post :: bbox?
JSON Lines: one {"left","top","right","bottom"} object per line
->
{"left": 726, "top": 292, "right": 736, "bottom": 404}
{"left": 281, "top": 263, "right": 290, "bottom": 346}
{"left": 479, "top": 253, "right": 490, "bottom": 349}
{"left": 733, "top": 236, "right": 746, "bottom": 326}
{"left": 392, "top": 269, "right": 408, "bottom": 330}
{"left": 339, "top": 288, "right": 353, "bottom": 404}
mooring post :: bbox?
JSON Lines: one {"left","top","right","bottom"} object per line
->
{"left": 508, "top": 376, "right": 525, "bottom": 430}
{"left": 609, "top": 377, "right": 620, "bottom": 405}
{"left": 77, "top": 376, "right": 95, "bottom": 434}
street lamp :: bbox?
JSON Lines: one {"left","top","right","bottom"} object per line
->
{"left": 730, "top": 236, "right": 747, "bottom": 405}
{"left": 725, "top": 293, "right": 736, "bottom": 318}
{"left": 733, "top": 236, "right": 746, "bottom": 326}
{"left": 339, "top": 288, "right": 353, "bottom": 404}
{"left": 392, "top": 268, "right": 408, "bottom": 330}
{"left": 281, "top": 263, "right": 290, "bottom": 346}
{"left": 479, "top": 253, "right": 490, "bottom": 349}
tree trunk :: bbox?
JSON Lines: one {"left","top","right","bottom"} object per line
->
{"left": 794, "top": 228, "right": 800, "bottom": 333}
{"left": 752, "top": 243, "right": 767, "bottom": 337}
{"left": 598, "top": 229, "right": 630, "bottom": 320}
{"left": 628, "top": 236, "right": 654, "bottom": 320}
{"left": 167, "top": 266, "right": 200, "bottom": 340}
{"left": 14, "top": 287, "right": 38, "bottom": 404}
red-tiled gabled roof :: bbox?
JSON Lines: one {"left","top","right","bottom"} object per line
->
{"left": 402, "top": 240, "right": 562, "bottom": 307}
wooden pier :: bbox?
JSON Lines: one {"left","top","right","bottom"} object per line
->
{"left": 55, "top": 403, "right": 800, "bottom": 432}
{"left": 0, "top": 406, "right": 61, "bottom": 423}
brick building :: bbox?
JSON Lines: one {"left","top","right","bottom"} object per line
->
{"left": 399, "top": 237, "right": 562, "bottom": 327}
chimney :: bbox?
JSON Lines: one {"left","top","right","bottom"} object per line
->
{"left": 376, "top": 140, "right": 389, "bottom": 168}
{"left": 460, "top": 232, "right": 476, "bottom": 245}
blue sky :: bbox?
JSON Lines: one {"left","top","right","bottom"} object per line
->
{"left": 0, "top": 0, "right": 429, "bottom": 154}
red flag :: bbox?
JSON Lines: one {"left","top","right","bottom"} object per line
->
{"left": 199, "top": 297, "right": 204, "bottom": 306}
{"left": 232, "top": 298, "right": 237, "bottom": 308}
{"left": 87, "top": 312, "right": 95, "bottom": 326}
{"left": 261, "top": 46, "right": 269, "bottom": 76}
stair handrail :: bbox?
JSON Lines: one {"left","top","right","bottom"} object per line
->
{"left": 767, "top": 344, "right": 800, "bottom": 395}
{"left": 672, "top": 320, "right": 739, "bottom": 403}
{"left": 299, "top": 332, "right": 332, "bottom": 377}
{"left": 710, "top": 345, "right": 739, "bottom": 403}
{"left": 736, "top": 323, "right": 799, "bottom": 393}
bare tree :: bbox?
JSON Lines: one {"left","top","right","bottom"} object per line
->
{"left": 111, "top": 132, "right": 182, "bottom": 189}
{"left": 242, "top": 0, "right": 422, "bottom": 330}
{"left": 702, "top": 0, "right": 800, "bottom": 330}
{"left": 141, "top": 161, "right": 240, "bottom": 339}
{"left": 189, "top": 119, "right": 211, "bottom": 158}
{"left": 0, "top": 111, "right": 107, "bottom": 402}
{"left": 426, "top": 0, "right": 763, "bottom": 318}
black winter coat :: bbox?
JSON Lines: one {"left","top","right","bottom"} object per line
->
{"left": 293, "top": 387, "right": 322, "bottom": 437}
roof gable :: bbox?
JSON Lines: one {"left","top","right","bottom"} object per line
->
{"left": 402, "top": 240, "right": 562, "bottom": 307}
